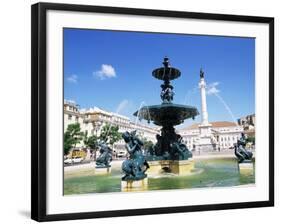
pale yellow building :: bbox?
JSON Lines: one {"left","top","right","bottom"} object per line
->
{"left": 64, "top": 100, "right": 159, "bottom": 152}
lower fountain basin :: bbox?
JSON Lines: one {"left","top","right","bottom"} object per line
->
{"left": 64, "top": 157, "right": 255, "bottom": 195}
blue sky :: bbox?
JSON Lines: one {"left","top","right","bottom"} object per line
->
{"left": 64, "top": 28, "right": 255, "bottom": 127}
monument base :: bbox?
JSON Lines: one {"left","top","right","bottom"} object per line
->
{"left": 94, "top": 166, "right": 111, "bottom": 175}
{"left": 147, "top": 159, "right": 194, "bottom": 176}
{"left": 121, "top": 177, "right": 148, "bottom": 192}
{"left": 238, "top": 160, "right": 254, "bottom": 175}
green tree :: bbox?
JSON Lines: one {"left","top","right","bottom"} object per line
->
{"left": 84, "top": 134, "right": 99, "bottom": 150}
{"left": 247, "top": 136, "right": 255, "bottom": 145}
{"left": 83, "top": 132, "right": 99, "bottom": 160}
{"left": 99, "top": 124, "right": 122, "bottom": 147}
{"left": 64, "top": 131, "right": 72, "bottom": 155}
{"left": 140, "top": 137, "right": 154, "bottom": 150}
{"left": 63, "top": 123, "right": 83, "bottom": 155}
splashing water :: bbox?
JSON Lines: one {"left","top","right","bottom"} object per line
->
{"left": 134, "top": 101, "right": 152, "bottom": 127}
{"left": 134, "top": 101, "right": 146, "bottom": 125}
{"left": 184, "top": 87, "right": 198, "bottom": 105}
{"left": 213, "top": 93, "right": 238, "bottom": 126}
{"left": 143, "top": 105, "right": 152, "bottom": 124}
{"left": 103, "top": 101, "right": 129, "bottom": 140}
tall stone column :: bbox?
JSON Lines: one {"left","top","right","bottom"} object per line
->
{"left": 199, "top": 69, "right": 209, "bottom": 125}
{"left": 197, "top": 69, "right": 214, "bottom": 152}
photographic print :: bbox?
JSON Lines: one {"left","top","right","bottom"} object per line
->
{"left": 31, "top": 3, "right": 274, "bottom": 221}
{"left": 63, "top": 29, "right": 256, "bottom": 195}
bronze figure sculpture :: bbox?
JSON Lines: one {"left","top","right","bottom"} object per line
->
{"left": 234, "top": 133, "right": 253, "bottom": 163}
{"left": 95, "top": 142, "right": 113, "bottom": 168}
{"left": 121, "top": 131, "right": 149, "bottom": 180}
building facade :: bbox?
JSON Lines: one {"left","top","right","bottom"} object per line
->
{"left": 237, "top": 114, "right": 255, "bottom": 138}
{"left": 238, "top": 114, "right": 255, "bottom": 130}
{"left": 64, "top": 100, "right": 84, "bottom": 132}
{"left": 178, "top": 121, "right": 243, "bottom": 152}
{"left": 64, "top": 100, "right": 159, "bottom": 152}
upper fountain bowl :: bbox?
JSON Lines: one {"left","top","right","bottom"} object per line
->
{"left": 152, "top": 67, "right": 181, "bottom": 81}
{"left": 152, "top": 57, "right": 181, "bottom": 81}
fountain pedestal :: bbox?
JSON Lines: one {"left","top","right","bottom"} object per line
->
{"left": 147, "top": 159, "right": 194, "bottom": 176}
{"left": 147, "top": 160, "right": 170, "bottom": 175}
{"left": 121, "top": 178, "right": 148, "bottom": 192}
{"left": 170, "top": 159, "right": 195, "bottom": 175}
{"left": 94, "top": 166, "right": 111, "bottom": 175}
{"left": 238, "top": 160, "right": 254, "bottom": 175}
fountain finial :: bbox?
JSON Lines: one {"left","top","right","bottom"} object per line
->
{"left": 200, "top": 68, "right": 204, "bottom": 78}
{"left": 163, "top": 57, "right": 170, "bottom": 68}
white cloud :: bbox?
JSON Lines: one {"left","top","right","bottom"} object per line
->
{"left": 94, "top": 64, "right": 116, "bottom": 80}
{"left": 206, "top": 82, "right": 220, "bottom": 95}
{"left": 67, "top": 74, "right": 78, "bottom": 83}
{"left": 116, "top": 99, "right": 129, "bottom": 113}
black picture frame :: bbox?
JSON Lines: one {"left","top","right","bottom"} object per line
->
{"left": 31, "top": 2, "right": 274, "bottom": 222}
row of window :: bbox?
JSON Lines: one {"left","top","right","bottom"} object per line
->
{"left": 66, "top": 105, "right": 78, "bottom": 112}
{"left": 67, "top": 114, "right": 79, "bottom": 121}
{"left": 219, "top": 136, "right": 239, "bottom": 142}
{"left": 184, "top": 135, "right": 240, "bottom": 144}
{"left": 185, "top": 142, "right": 234, "bottom": 148}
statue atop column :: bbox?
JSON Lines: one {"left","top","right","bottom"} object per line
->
{"left": 200, "top": 68, "right": 204, "bottom": 78}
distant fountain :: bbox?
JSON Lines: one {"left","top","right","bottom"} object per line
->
{"left": 134, "top": 57, "right": 199, "bottom": 175}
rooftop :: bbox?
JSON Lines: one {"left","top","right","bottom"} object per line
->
{"left": 81, "top": 107, "right": 130, "bottom": 120}
{"left": 180, "top": 121, "right": 238, "bottom": 130}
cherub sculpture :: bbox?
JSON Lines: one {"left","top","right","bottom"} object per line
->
{"left": 95, "top": 142, "right": 112, "bottom": 168}
{"left": 121, "top": 131, "right": 149, "bottom": 181}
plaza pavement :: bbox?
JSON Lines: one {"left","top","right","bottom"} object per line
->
{"left": 64, "top": 150, "right": 255, "bottom": 172}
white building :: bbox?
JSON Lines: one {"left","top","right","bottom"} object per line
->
{"left": 64, "top": 100, "right": 84, "bottom": 132}
{"left": 178, "top": 121, "right": 243, "bottom": 151}
{"left": 64, "top": 100, "right": 159, "bottom": 152}
{"left": 238, "top": 114, "right": 255, "bottom": 131}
